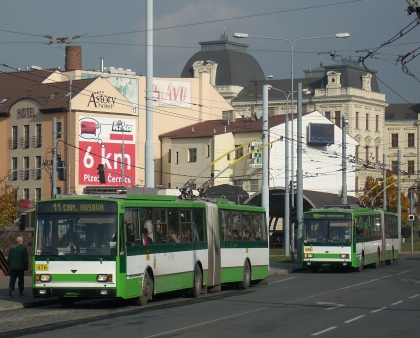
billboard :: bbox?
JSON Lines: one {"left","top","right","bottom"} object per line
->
{"left": 153, "top": 79, "right": 191, "bottom": 107}
{"left": 78, "top": 116, "right": 136, "bottom": 186}
{"left": 308, "top": 123, "right": 334, "bottom": 145}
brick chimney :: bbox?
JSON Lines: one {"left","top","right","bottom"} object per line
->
{"left": 65, "top": 45, "right": 82, "bottom": 71}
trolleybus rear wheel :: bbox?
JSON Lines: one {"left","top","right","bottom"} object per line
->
{"left": 238, "top": 260, "right": 251, "bottom": 289}
{"left": 191, "top": 264, "right": 202, "bottom": 298}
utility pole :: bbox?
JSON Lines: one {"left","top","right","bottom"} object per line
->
{"left": 296, "top": 83, "right": 303, "bottom": 264}
{"left": 52, "top": 117, "right": 57, "bottom": 198}
{"left": 342, "top": 115, "right": 348, "bottom": 204}
{"left": 383, "top": 153, "right": 387, "bottom": 210}
{"left": 397, "top": 150, "right": 401, "bottom": 249}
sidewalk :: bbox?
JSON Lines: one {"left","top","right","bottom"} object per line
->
{"left": 0, "top": 263, "right": 303, "bottom": 312}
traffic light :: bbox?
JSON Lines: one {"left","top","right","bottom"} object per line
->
{"left": 97, "top": 164, "right": 106, "bottom": 184}
{"left": 291, "top": 207, "right": 297, "bottom": 224}
{"left": 57, "top": 161, "right": 66, "bottom": 181}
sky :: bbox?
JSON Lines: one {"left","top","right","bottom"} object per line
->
{"left": 1, "top": 0, "right": 420, "bottom": 104}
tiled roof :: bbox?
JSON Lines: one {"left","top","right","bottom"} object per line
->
{"left": 0, "top": 70, "right": 96, "bottom": 115}
{"left": 385, "top": 103, "right": 420, "bottom": 121}
{"left": 159, "top": 113, "right": 309, "bottom": 139}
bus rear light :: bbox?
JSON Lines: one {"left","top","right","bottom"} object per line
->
{"left": 304, "top": 253, "right": 314, "bottom": 258}
{"left": 340, "top": 254, "right": 349, "bottom": 259}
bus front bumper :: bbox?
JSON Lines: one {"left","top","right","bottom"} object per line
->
{"left": 33, "top": 288, "right": 117, "bottom": 298}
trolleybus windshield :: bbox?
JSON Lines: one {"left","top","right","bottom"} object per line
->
{"left": 304, "top": 219, "right": 351, "bottom": 244}
{"left": 35, "top": 214, "right": 118, "bottom": 256}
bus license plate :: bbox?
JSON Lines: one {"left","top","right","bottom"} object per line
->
{"left": 36, "top": 264, "right": 49, "bottom": 271}
{"left": 305, "top": 247, "right": 313, "bottom": 252}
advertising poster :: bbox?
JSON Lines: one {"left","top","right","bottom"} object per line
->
{"left": 153, "top": 79, "right": 191, "bottom": 107}
{"left": 78, "top": 116, "right": 136, "bottom": 186}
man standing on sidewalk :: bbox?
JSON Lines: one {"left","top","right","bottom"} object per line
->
{"left": 7, "top": 236, "right": 28, "bottom": 297}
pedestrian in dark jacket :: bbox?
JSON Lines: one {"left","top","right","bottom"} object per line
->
{"left": 8, "top": 236, "right": 29, "bottom": 297}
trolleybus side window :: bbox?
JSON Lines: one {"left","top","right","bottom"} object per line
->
{"left": 124, "top": 208, "right": 140, "bottom": 246}
{"left": 168, "top": 208, "right": 180, "bottom": 243}
{"left": 154, "top": 208, "right": 167, "bottom": 244}
{"left": 180, "top": 209, "right": 192, "bottom": 243}
{"left": 220, "top": 210, "right": 231, "bottom": 241}
{"left": 192, "top": 209, "right": 205, "bottom": 242}
{"left": 252, "top": 212, "right": 267, "bottom": 241}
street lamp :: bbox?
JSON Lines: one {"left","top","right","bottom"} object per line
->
{"left": 117, "top": 120, "right": 125, "bottom": 187}
{"left": 268, "top": 87, "right": 295, "bottom": 257}
{"left": 234, "top": 31, "right": 350, "bottom": 262}
{"left": 31, "top": 66, "right": 72, "bottom": 195}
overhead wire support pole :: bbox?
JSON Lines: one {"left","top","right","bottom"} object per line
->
{"left": 145, "top": 0, "right": 154, "bottom": 187}
{"left": 383, "top": 153, "right": 387, "bottom": 210}
{"left": 397, "top": 150, "right": 401, "bottom": 251}
{"left": 262, "top": 85, "right": 270, "bottom": 240}
{"left": 342, "top": 115, "right": 348, "bottom": 205}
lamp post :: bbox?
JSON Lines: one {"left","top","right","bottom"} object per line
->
{"left": 234, "top": 32, "right": 350, "bottom": 261}
{"left": 117, "top": 120, "right": 125, "bottom": 187}
{"left": 31, "top": 66, "right": 72, "bottom": 195}
{"left": 268, "top": 87, "right": 295, "bottom": 258}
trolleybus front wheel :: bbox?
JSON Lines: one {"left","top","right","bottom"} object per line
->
{"left": 135, "top": 270, "right": 153, "bottom": 306}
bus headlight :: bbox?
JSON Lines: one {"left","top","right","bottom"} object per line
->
{"left": 97, "top": 274, "right": 112, "bottom": 282}
{"left": 340, "top": 254, "right": 349, "bottom": 259}
{"left": 304, "top": 253, "right": 314, "bottom": 258}
{"left": 36, "top": 274, "right": 51, "bottom": 282}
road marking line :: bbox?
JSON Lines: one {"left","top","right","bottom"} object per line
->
{"left": 391, "top": 300, "right": 403, "bottom": 305}
{"left": 371, "top": 307, "right": 387, "bottom": 313}
{"left": 344, "top": 315, "right": 365, "bottom": 323}
{"left": 316, "top": 302, "right": 345, "bottom": 310}
{"left": 415, "top": 281, "right": 420, "bottom": 284}
{"left": 143, "top": 307, "right": 268, "bottom": 338}
{"left": 409, "top": 294, "right": 420, "bottom": 299}
{"left": 311, "top": 326, "right": 337, "bottom": 336}
{"left": 269, "top": 277, "right": 296, "bottom": 284}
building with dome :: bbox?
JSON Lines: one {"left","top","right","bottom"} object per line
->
{"left": 181, "top": 33, "right": 265, "bottom": 103}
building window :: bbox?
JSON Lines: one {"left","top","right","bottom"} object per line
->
{"left": 233, "top": 179, "right": 243, "bottom": 188}
{"left": 375, "top": 146, "right": 379, "bottom": 163}
{"left": 375, "top": 115, "right": 379, "bottom": 132}
{"left": 35, "top": 188, "right": 41, "bottom": 202}
{"left": 391, "top": 133, "right": 398, "bottom": 148}
{"left": 188, "top": 148, "right": 197, "bottom": 162}
{"left": 206, "top": 144, "right": 210, "bottom": 158}
{"left": 36, "top": 124, "right": 42, "bottom": 147}
{"left": 56, "top": 187, "right": 61, "bottom": 195}
{"left": 408, "top": 160, "right": 415, "bottom": 175}
{"left": 12, "top": 157, "right": 18, "bottom": 181}
{"left": 24, "top": 125, "right": 30, "bottom": 148}
{"left": 392, "top": 161, "right": 398, "bottom": 174}
{"left": 325, "top": 112, "right": 331, "bottom": 121}
{"left": 227, "top": 153, "right": 231, "bottom": 161}
{"left": 23, "top": 189, "right": 30, "bottom": 200}
{"left": 12, "top": 126, "right": 18, "bottom": 149}
{"left": 23, "top": 157, "right": 29, "bottom": 180}
{"left": 168, "top": 149, "right": 171, "bottom": 163}
{"left": 235, "top": 145, "right": 244, "bottom": 159}
{"left": 355, "top": 112, "right": 359, "bottom": 128}
{"left": 365, "top": 114, "right": 369, "bottom": 130}
{"left": 355, "top": 176, "right": 359, "bottom": 193}
{"left": 250, "top": 179, "right": 259, "bottom": 192}
{"left": 175, "top": 152, "right": 179, "bottom": 164}
{"left": 408, "top": 133, "right": 415, "bottom": 148}
{"left": 334, "top": 111, "right": 341, "bottom": 127}
{"left": 365, "top": 146, "right": 369, "bottom": 162}
{"left": 36, "top": 156, "right": 42, "bottom": 180}
{"left": 355, "top": 145, "right": 359, "bottom": 160}
{"left": 57, "top": 122, "right": 62, "bottom": 139}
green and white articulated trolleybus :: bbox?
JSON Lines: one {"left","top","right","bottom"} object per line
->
{"left": 302, "top": 206, "right": 399, "bottom": 272}
{"left": 32, "top": 189, "right": 268, "bottom": 306}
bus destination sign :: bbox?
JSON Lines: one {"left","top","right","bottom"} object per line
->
{"left": 305, "top": 213, "right": 352, "bottom": 220}
{"left": 37, "top": 200, "right": 118, "bottom": 213}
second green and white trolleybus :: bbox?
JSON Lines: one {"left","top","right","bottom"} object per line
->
{"left": 302, "top": 207, "right": 399, "bottom": 272}
{"left": 32, "top": 189, "right": 268, "bottom": 306}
